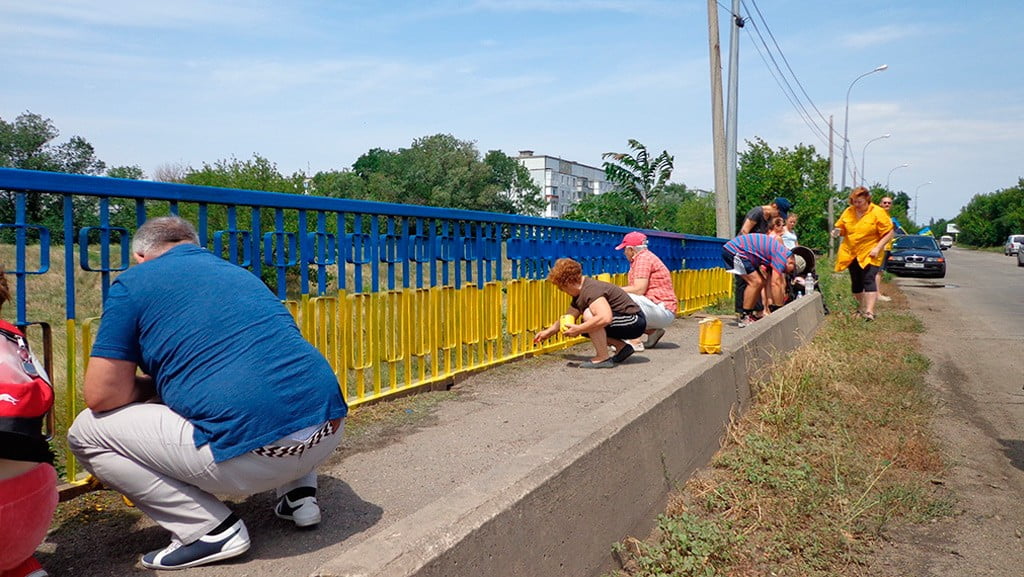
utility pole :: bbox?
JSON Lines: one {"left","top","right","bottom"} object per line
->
{"left": 827, "top": 115, "right": 835, "bottom": 259}
{"left": 725, "top": 0, "right": 742, "bottom": 236}
{"left": 708, "top": 0, "right": 731, "bottom": 238}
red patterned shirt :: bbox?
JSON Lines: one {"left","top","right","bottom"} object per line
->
{"left": 628, "top": 249, "right": 678, "bottom": 313}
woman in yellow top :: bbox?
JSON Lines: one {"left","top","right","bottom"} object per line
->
{"left": 832, "top": 186, "right": 894, "bottom": 321}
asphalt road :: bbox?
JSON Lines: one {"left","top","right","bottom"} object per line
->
{"left": 866, "top": 246, "right": 1024, "bottom": 576}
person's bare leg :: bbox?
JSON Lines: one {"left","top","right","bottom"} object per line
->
{"left": 589, "top": 327, "right": 611, "bottom": 362}
{"left": 770, "top": 273, "right": 787, "bottom": 306}
{"left": 863, "top": 291, "right": 879, "bottom": 317}
{"left": 743, "top": 273, "right": 762, "bottom": 310}
{"left": 581, "top": 309, "right": 611, "bottom": 361}
{"left": 876, "top": 269, "right": 890, "bottom": 300}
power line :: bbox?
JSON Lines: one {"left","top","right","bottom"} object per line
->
{"left": 715, "top": 0, "right": 851, "bottom": 171}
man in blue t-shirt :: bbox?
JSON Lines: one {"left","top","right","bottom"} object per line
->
{"left": 721, "top": 233, "right": 802, "bottom": 327}
{"left": 68, "top": 216, "right": 348, "bottom": 571}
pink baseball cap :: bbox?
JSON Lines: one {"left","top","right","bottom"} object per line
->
{"left": 615, "top": 231, "right": 647, "bottom": 250}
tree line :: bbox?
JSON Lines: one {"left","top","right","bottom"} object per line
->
{"left": 3, "top": 110, "right": 1020, "bottom": 251}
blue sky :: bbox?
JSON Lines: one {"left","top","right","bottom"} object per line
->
{"left": 3, "top": 0, "right": 1022, "bottom": 225}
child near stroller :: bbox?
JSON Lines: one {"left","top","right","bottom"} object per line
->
{"left": 787, "top": 246, "right": 829, "bottom": 314}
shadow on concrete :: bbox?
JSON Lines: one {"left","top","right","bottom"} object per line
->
{"left": 996, "top": 438, "right": 1024, "bottom": 472}
{"left": 40, "top": 476, "right": 381, "bottom": 575}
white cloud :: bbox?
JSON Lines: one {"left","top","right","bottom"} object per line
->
{"left": 839, "top": 24, "right": 928, "bottom": 49}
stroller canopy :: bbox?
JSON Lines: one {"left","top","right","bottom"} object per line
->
{"left": 792, "top": 246, "right": 816, "bottom": 275}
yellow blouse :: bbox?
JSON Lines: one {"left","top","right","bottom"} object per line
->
{"left": 833, "top": 203, "right": 894, "bottom": 271}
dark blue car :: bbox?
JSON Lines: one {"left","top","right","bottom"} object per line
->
{"left": 885, "top": 235, "right": 946, "bottom": 279}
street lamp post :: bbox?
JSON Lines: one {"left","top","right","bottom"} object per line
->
{"left": 860, "top": 133, "right": 890, "bottom": 187}
{"left": 914, "top": 181, "right": 933, "bottom": 223}
{"left": 832, "top": 64, "right": 888, "bottom": 259}
{"left": 839, "top": 64, "right": 888, "bottom": 195}
{"left": 886, "top": 163, "right": 909, "bottom": 189}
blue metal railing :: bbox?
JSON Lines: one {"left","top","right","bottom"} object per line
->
{"left": 1, "top": 167, "right": 726, "bottom": 325}
{"left": 2, "top": 167, "right": 730, "bottom": 484}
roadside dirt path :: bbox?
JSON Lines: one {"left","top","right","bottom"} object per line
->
{"left": 862, "top": 249, "right": 1024, "bottom": 576}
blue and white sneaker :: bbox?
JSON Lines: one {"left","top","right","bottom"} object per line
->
{"left": 275, "top": 487, "right": 322, "bottom": 527}
{"left": 141, "top": 516, "right": 250, "bottom": 570}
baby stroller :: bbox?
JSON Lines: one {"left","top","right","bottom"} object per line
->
{"left": 788, "top": 246, "right": 829, "bottom": 315}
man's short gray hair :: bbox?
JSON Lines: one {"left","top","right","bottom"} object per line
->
{"left": 132, "top": 215, "right": 200, "bottom": 257}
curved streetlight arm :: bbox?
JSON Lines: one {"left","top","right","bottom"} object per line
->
{"left": 886, "top": 163, "right": 910, "bottom": 189}
{"left": 860, "top": 133, "right": 890, "bottom": 187}
{"left": 839, "top": 64, "right": 889, "bottom": 194}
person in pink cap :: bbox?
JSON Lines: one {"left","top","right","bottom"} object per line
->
{"left": 614, "top": 232, "right": 677, "bottom": 351}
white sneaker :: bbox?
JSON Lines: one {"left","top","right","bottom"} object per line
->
{"left": 275, "top": 489, "right": 322, "bottom": 527}
{"left": 141, "top": 517, "right": 250, "bottom": 570}
{"left": 878, "top": 294, "right": 892, "bottom": 302}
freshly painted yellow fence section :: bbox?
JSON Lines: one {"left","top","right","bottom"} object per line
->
{"left": 290, "top": 272, "right": 730, "bottom": 408}
{"left": 59, "top": 272, "right": 730, "bottom": 486}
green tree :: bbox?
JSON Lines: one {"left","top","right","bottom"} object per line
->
{"left": 736, "top": 137, "right": 831, "bottom": 251}
{"left": 602, "top": 139, "right": 674, "bottom": 229}
{"left": 100, "top": 165, "right": 147, "bottom": 231}
{"left": 350, "top": 134, "right": 542, "bottom": 215}
{"left": 663, "top": 185, "right": 716, "bottom": 236}
{"left": 563, "top": 190, "right": 646, "bottom": 228}
{"left": 564, "top": 182, "right": 714, "bottom": 234}
{"left": 352, "top": 148, "right": 400, "bottom": 179}
{"left": 179, "top": 154, "right": 303, "bottom": 249}
{"left": 309, "top": 169, "right": 370, "bottom": 200}
{"left": 184, "top": 154, "right": 295, "bottom": 193}
{"left": 0, "top": 111, "right": 107, "bottom": 242}
{"left": 955, "top": 180, "right": 1024, "bottom": 246}
{"left": 483, "top": 150, "right": 544, "bottom": 216}
{"left": 107, "top": 165, "right": 146, "bottom": 180}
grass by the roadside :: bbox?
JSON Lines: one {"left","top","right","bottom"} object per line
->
{"left": 606, "top": 268, "right": 953, "bottom": 577}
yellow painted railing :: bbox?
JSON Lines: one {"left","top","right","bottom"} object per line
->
{"left": 58, "top": 272, "right": 730, "bottom": 488}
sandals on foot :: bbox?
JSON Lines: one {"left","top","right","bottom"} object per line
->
{"left": 862, "top": 311, "right": 875, "bottom": 321}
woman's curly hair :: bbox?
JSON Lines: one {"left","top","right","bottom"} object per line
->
{"left": 547, "top": 258, "right": 582, "bottom": 289}
{"left": 848, "top": 186, "right": 871, "bottom": 203}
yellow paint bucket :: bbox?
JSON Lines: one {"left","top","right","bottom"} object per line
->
{"left": 560, "top": 314, "right": 577, "bottom": 333}
{"left": 698, "top": 317, "right": 722, "bottom": 354}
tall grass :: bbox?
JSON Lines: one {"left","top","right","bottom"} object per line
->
{"left": 607, "top": 262, "right": 951, "bottom": 577}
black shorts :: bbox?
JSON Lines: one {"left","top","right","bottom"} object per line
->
{"left": 849, "top": 260, "right": 880, "bottom": 293}
{"left": 604, "top": 312, "right": 647, "bottom": 340}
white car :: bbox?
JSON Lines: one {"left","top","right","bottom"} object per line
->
{"left": 939, "top": 235, "right": 953, "bottom": 250}
{"left": 1005, "top": 234, "right": 1024, "bottom": 256}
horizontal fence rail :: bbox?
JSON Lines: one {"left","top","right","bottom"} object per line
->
{"left": 0, "top": 167, "right": 730, "bottom": 486}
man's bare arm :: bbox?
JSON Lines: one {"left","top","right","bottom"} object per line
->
{"left": 84, "top": 357, "right": 156, "bottom": 412}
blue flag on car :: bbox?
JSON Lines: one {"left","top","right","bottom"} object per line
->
{"left": 919, "top": 226, "right": 933, "bottom": 236}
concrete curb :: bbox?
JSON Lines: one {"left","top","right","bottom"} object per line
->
{"left": 317, "top": 294, "right": 826, "bottom": 577}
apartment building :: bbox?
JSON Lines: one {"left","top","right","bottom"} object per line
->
{"left": 515, "top": 151, "right": 615, "bottom": 218}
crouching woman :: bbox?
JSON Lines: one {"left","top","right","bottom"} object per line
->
{"left": 533, "top": 258, "right": 646, "bottom": 369}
